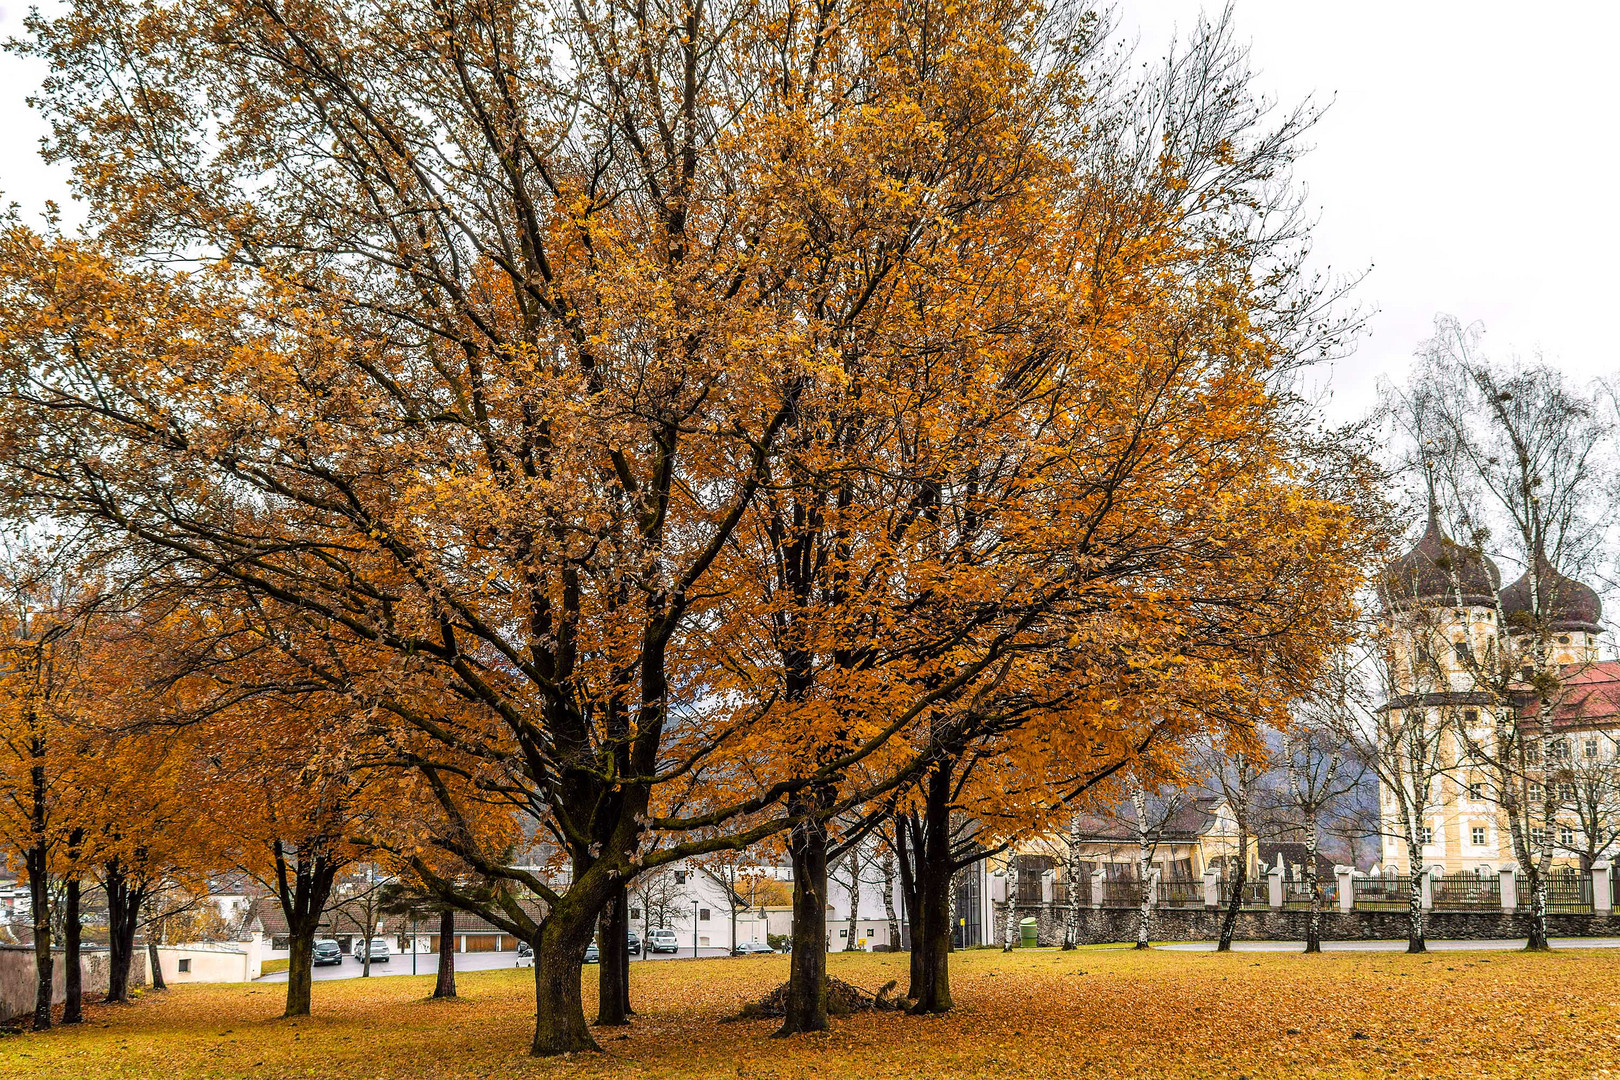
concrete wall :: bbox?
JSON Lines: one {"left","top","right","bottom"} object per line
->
{"left": 0, "top": 945, "right": 119, "bottom": 1025}
{"left": 152, "top": 934, "right": 264, "bottom": 983}
{"left": 998, "top": 902, "right": 1620, "bottom": 946}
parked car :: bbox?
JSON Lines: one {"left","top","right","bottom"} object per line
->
{"left": 583, "top": 942, "right": 600, "bottom": 964}
{"left": 353, "top": 937, "right": 391, "bottom": 963}
{"left": 516, "top": 940, "right": 533, "bottom": 968}
{"left": 730, "top": 940, "right": 775, "bottom": 956}
{"left": 313, "top": 940, "right": 343, "bottom": 967}
{"left": 626, "top": 929, "right": 641, "bottom": 956}
{"left": 647, "top": 928, "right": 679, "bottom": 954}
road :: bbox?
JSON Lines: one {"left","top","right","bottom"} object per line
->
{"left": 1155, "top": 937, "right": 1620, "bottom": 952}
{"left": 257, "top": 946, "right": 739, "bottom": 982}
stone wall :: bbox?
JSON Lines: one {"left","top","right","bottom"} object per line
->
{"left": 0, "top": 945, "right": 123, "bottom": 1025}
{"left": 997, "top": 902, "right": 1620, "bottom": 946}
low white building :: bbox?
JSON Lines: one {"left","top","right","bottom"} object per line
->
{"left": 146, "top": 932, "right": 266, "bottom": 983}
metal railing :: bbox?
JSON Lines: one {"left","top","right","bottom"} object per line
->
{"left": 1431, "top": 873, "right": 1501, "bottom": 910}
{"left": 1351, "top": 875, "right": 1414, "bottom": 910}
{"left": 1155, "top": 878, "right": 1205, "bottom": 908}
{"left": 1215, "top": 879, "right": 1271, "bottom": 909}
{"left": 1100, "top": 879, "right": 1146, "bottom": 907}
{"left": 1527, "top": 874, "right": 1594, "bottom": 913}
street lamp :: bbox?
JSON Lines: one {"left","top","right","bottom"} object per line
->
{"left": 411, "top": 910, "right": 418, "bottom": 976}
{"left": 692, "top": 899, "right": 699, "bottom": 958}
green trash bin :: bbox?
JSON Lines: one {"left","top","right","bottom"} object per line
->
{"left": 1018, "top": 917, "right": 1038, "bottom": 948}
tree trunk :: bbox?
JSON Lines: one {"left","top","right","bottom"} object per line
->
{"left": 881, "top": 854, "right": 900, "bottom": 952}
{"left": 1133, "top": 786, "right": 1153, "bottom": 950}
{"left": 776, "top": 812, "right": 830, "bottom": 1036}
{"left": 530, "top": 899, "right": 601, "bottom": 1055}
{"left": 147, "top": 938, "right": 166, "bottom": 991}
{"left": 62, "top": 874, "right": 83, "bottom": 1024}
{"left": 28, "top": 843, "right": 52, "bottom": 1030}
{"left": 597, "top": 883, "right": 632, "bottom": 1025}
{"left": 285, "top": 932, "right": 316, "bottom": 1017}
{"left": 1216, "top": 818, "right": 1248, "bottom": 952}
{"left": 1303, "top": 829, "right": 1322, "bottom": 954}
{"left": 1002, "top": 857, "right": 1020, "bottom": 951}
{"left": 895, "top": 814, "right": 923, "bottom": 997}
{"left": 844, "top": 843, "right": 863, "bottom": 951}
{"left": 1062, "top": 813, "right": 1082, "bottom": 950}
{"left": 1134, "top": 870, "right": 1154, "bottom": 950}
{"left": 1405, "top": 838, "right": 1426, "bottom": 954}
{"left": 361, "top": 919, "right": 373, "bottom": 978}
{"left": 1526, "top": 873, "right": 1550, "bottom": 952}
{"left": 433, "top": 907, "right": 457, "bottom": 999}
{"left": 104, "top": 860, "right": 144, "bottom": 1003}
{"left": 906, "top": 774, "right": 955, "bottom": 1014}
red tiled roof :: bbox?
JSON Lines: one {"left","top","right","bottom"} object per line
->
{"left": 1518, "top": 660, "right": 1620, "bottom": 727}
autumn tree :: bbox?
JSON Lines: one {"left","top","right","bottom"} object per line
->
{"left": 1, "top": 0, "right": 1372, "bottom": 1054}
{"left": 0, "top": 545, "right": 104, "bottom": 1029}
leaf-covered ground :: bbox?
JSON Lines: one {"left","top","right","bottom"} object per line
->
{"left": 5, "top": 946, "right": 1617, "bottom": 1079}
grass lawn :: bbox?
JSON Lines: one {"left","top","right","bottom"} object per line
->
{"left": 4, "top": 946, "right": 1617, "bottom": 1078}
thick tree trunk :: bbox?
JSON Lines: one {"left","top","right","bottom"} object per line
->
{"left": 597, "top": 883, "right": 632, "bottom": 1025}
{"left": 104, "top": 861, "right": 144, "bottom": 1003}
{"left": 776, "top": 813, "right": 830, "bottom": 1036}
{"left": 895, "top": 815, "right": 923, "bottom": 996}
{"left": 432, "top": 908, "right": 457, "bottom": 999}
{"left": 62, "top": 874, "right": 83, "bottom": 1024}
{"left": 285, "top": 932, "right": 316, "bottom": 1017}
{"left": 908, "top": 829, "right": 955, "bottom": 1009}
{"left": 530, "top": 899, "right": 601, "bottom": 1055}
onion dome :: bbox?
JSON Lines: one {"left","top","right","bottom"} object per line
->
{"left": 1499, "top": 556, "right": 1603, "bottom": 635}
{"left": 1382, "top": 508, "right": 1501, "bottom": 611}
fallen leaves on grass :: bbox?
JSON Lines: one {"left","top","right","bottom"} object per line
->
{"left": 3, "top": 948, "right": 1618, "bottom": 1079}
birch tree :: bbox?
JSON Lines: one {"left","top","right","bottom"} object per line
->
{"left": 1389, "top": 319, "right": 1617, "bottom": 951}
{"left": 1281, "top": 687, "right": 1359, "bottom": 952}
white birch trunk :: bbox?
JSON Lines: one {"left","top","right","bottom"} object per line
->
{"left": 1002, "top": 858, "right": 1020, "bottom": 951}
{"left": 881, "top": 853, "right": 899, "bottom": 951}
{"left": 844, "top": 843, "right": 863, "bottom": 951}
{"left": 1062, "top": 813, "right": 1083, "bottom": 949}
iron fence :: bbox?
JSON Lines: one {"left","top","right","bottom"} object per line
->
{"left": 1536, "top": 874, "right": 1594, "bottom": 913}
{"left": 1155, "top": 878, "right": 1205, "bottom": 908}
{"left": 1431, "top": 873, "right": 1501, "bottom": 910}
{"left": 1351, "top": 875, "right": 1414, "bottom": 911}
{"left": 1100, "top": 879, "right": 1146, "bottom": 907}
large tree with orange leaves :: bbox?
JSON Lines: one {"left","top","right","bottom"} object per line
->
{"left": 0, "top": 0, "right": 1369, "bottom": 1055}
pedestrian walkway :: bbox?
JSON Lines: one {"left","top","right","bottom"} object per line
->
{"left": 1155, "top": 937, "right": 1620, "bottom": 952}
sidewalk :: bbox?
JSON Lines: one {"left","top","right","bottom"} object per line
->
{"left": 1155, "top": 937, "right": 1620, "bottom": 952}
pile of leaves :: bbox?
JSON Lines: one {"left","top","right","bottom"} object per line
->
{"left": 730, "top": 977, "right": 903, "bottom": 1020}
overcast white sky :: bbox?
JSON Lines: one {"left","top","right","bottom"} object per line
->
{"left": 1, "top": 1, "right": 1616, "bottom": 423}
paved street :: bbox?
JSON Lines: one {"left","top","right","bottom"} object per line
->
{"left": 258, "top": 946, "right": 740, "bottom": 981}
{"left": 1155, "top": 937, "right": 1620, "bottom": 952}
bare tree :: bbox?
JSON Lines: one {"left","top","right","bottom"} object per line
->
{"left": 1390, "top": 318, "right": 1617, "bottom": 951}
{"left": 630, "top": 868, "right": 688, "bottom": 946}
{"left": 330, "top": 869, "right": 390, "bottom": 977}
{"left": 1202, "top": 739, "right": 1271, "bottom": 953}
{"left": 1281, "top": 677, "right": 1362, "bottom": 952}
